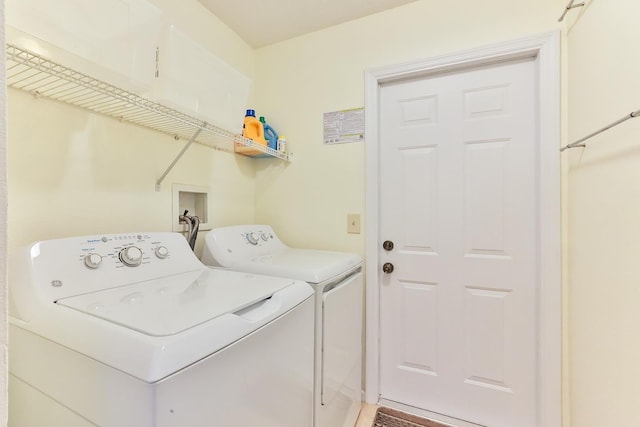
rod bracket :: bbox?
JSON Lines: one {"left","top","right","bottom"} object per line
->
{"left": 558, "top": 0, "right": 585, "bottom": 22}
{"left": 560, "top": 109, "right": 640, "bottom": 152}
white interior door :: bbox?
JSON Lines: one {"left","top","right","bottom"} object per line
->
{"left": 379, "top": 58, "right": 538, "bottom": 427}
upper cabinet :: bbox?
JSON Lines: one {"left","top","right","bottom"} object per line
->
{"left": 5, "top": 0, "right": 288, "bottom": 163}
{"left": 155, "top": 25, "right": 252, "bottom": 134}
{"left": 6, "top": 0, "right": 163, "bottom": 93}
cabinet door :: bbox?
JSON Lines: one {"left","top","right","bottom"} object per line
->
{"left": 6, "top": 0, "right": 162, "bottom": 92}
{"left": 156, "top": 26, "right": 251, "bottom": 132}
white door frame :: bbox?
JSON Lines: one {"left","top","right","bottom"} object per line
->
{"left": 364, "top": 32, "right": 561, "bottom": 427}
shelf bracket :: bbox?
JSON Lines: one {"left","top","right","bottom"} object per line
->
{"left": 155, "top": 123, "right": 205, "bottom": 191}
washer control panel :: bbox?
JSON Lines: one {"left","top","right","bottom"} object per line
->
{"left": 74, "top": 233, "right": 174, "bottom": 270}
{"left": 19, "top": 232, "right": 204, "bottom": 304}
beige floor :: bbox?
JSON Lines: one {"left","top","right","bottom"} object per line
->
{"left": 354, "top": 403, "right": 379, "bottom": 427}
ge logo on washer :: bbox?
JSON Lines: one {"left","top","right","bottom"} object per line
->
{"left": 51, "top": 280, "right": 63, "bottom": 287}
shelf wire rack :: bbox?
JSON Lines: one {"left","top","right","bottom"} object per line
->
{"left": 5, "top": 44, "right": 288, "bottom": 167}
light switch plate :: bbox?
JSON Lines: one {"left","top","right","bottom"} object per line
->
{"left": 347, "top": 214, "right": 361, "bottom": 234}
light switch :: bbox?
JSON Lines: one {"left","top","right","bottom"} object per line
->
{"left": 347, "top": 214, "right": 361, "bottom": 234}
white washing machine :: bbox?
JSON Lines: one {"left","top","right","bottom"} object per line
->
{"left": 8, "top": 232, "right": 314, "bottom": 427}
{"left": 201, "top": 225, "right": 364, "bottom": 427}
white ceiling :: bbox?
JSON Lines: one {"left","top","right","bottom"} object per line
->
{"left": 198, "top": 0, "right": 418, "bottom": 48}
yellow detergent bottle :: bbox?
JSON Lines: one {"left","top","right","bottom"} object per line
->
{"left": 242, "top": 109, "right": 267, "bottom": 146}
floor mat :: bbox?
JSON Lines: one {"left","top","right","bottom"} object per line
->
{"left": 373, "top": 407, "right": 452, "bottom": 427}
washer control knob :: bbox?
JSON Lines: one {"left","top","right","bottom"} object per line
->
{"left": 260, "top": 232, "right": 270, "bottom": 241}
{"left": 155, "top": 246, "right": 169, "bottom": 259}
{"left": 119, "top": 246, "right": 143, "bottom": 267}
{"left": 84, "top": 253, "right": 103, "bottom": 269}
{"left": 246, "top": 232, "right": 260, "bottom": 245}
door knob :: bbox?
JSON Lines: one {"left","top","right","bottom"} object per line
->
{"left": 383, "top": 240, "right": 394, "bottom": 251}
{"left": 382, "top": 262, "right": 394, "bottom": 274}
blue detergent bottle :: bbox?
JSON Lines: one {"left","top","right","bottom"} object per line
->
{"left": 259, "top": 116, "right": 279, "bottom": 150}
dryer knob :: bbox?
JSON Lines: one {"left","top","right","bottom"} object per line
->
{"left": 260, "top": 232, "right": 270, "bottom": 241}
{"left": 155, "top": 246, "right": 169, "bottom": 259}
{"left": 84, "top": 253, "right": 103, "bottom": 269}
{"left": 119, "top": 246, "right": 143, "bottom": 267}
{"left": 246, "top": 232, "right": 260, "bottom": 245}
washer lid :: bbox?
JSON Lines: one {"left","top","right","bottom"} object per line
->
{"left": 234, "top": 248, "right": 362, "bottom": 284}
{"left": 55, "top": 268, "right": 295, "bottom": 337}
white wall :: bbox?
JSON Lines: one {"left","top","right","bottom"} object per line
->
{"left": 7, "top": 90, "right": 255, "bottom": 254}
{"left": 566, "top": 0, "right": 640, "bottom": 426}
{"left": 252, "top": 0, "right": 563, "bottom": 256}
{"left": 1, "top": 0, "right": 8, "bottom": 423}
{"left": 6, "top": 0, "right": 257, "bottom": 258}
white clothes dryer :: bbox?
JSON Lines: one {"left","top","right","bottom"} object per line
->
{"left": 201, "top": 225, "right": 364, "bottom": 427}
{"left": 9, "top": 232, "right": 314, "bottom": 427}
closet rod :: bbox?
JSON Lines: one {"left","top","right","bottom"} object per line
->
{"left": 560, "top": 110, "right": 640, "bottom": 152}
{"left": 558, "top": 0, "right": 585, "bottom": 22}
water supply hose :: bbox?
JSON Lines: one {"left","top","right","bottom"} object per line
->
{"left": 179, "top": 210, "right": 200, "bottom": 251}
{"left": 188, "top": 215, "right": 200, "bottom": 250}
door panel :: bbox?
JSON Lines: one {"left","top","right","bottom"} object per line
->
{"left": 401, "top": 147, "right": 438, "bottom": 248}
{"left": 379, "top": 58, "right": 537, "bottom": 427}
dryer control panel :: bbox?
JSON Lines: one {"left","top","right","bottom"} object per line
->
{"left": 201, "top": 225, "right": 287, "bottom": 268}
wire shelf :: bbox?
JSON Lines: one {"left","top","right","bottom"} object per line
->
{"left": 5, "top": 43, "right": 289, "bottom": 161}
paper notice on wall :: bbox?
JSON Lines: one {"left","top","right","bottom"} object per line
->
{"left": 323, "top": 108, "right": 364, "bottom": 144}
